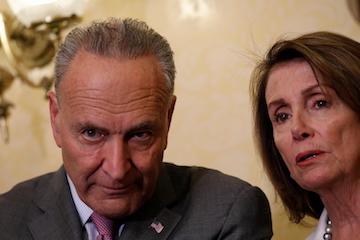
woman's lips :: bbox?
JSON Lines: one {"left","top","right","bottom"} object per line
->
{"left": 295, "top": 150, "right": 325, "bottom": 165}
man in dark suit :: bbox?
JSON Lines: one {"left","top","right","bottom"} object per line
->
{"left": 0, "top": 18, "right": 272, "bottom": 239}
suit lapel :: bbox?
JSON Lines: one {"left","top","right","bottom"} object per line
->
{"left": 27, "top": 167, "right": 85, "bottom": 240}
{"left": 26, "top": 164, "right": 189, "bottom": 240}
{"left": 120, "top": 208, "right": 181, "bottom": 240}
{"left": 120, "top": 163, "right": 189, "bottom": 239}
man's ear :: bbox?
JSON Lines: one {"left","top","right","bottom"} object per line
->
{"left": 163, "top": 95, "right": 176, "bottom": 150}
{"left": 48, "top": 91, "right": 62, "bottom": 148}
{"left": 167, "top": 95, "right": 176, "bottom": 130}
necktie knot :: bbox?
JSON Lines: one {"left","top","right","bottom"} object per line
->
{"left": 91, "top": 212, "right": 115, "bottom": 240}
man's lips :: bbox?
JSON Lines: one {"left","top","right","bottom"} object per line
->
{"left": 295, "top": 150, "right": 325, "bottom": 164}
{"left": 100, "top": 184, "right": 136, "bottom": 195}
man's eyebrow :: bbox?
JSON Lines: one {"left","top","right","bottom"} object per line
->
{"left": 126, "top": 121, "right": 158, "bottom": 134}
{"left": 71, "top": 121, "right": 107, "bottom": 132}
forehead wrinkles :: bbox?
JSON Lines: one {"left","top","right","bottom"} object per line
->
{"left": 265, "top": 60, "right": 314, "bottom": 103}
{"left": 63, "top": 86, "right": 170, "bottom": 115}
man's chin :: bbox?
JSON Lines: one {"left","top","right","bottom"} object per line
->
{"left": 92, "top": 198, "right": 141, "bottom": 219}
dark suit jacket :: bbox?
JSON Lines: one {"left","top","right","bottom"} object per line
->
{"left": 0, "top": 163, "right": 272, "bottom": 239}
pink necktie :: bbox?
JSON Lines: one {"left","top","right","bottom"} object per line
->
{"left": 91, "top": 212, "right": 115, "bottom": 240}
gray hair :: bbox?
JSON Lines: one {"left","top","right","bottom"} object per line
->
{"left": 55, "top": 18, "right": 175, "bottom": 95}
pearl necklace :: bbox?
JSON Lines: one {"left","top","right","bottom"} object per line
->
{"left": 323, "top": 217, "right": 332, "bottom": 240}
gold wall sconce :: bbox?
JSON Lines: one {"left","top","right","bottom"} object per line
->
{"left": 0, "top": 0, "right": 87, "bottom": 143}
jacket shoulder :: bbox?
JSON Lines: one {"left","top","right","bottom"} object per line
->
{"left": 0, "top": 172, "right": 55, "bottom": 203}
{"left": 0, "top": 170, "right": 59, "bottom": 226}
{"left": 163, "top": 162, "right": 273, "bottom": 239}
{"left": 164, "top": 162, "right": 253, "bottom": 194}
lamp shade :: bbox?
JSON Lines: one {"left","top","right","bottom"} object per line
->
{"left": 6, "top": 0, "right": 87, "bottom": 26}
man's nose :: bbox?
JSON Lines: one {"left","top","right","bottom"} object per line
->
{"left": 102, "top": 136, "right": 131, "bottom": 180}
{"left": 290, "top": 113, "right": 314, "bottom": 141}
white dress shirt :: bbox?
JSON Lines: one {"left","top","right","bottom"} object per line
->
{"left": 306, "top": 209, "right": 327, "bottom": 240}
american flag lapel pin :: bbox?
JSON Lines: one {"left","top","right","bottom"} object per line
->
{"left": 150, "top": 221, "right": 164, "bottom": 233}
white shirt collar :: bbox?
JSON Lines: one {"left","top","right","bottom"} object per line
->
{"left": 306, "top": 209, "right": 328, "bottom": 240}
{"left": 66, "top": 175, "right": 125, "bottom": 239}
{"left": 67, "top": 174, "right": 93, "bottom": 226}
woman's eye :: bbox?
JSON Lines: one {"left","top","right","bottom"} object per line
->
{"left": 314, "top": 100, "right": 329, "bottom": 109}
{"left": 274, "top": 112, "right": 290, "bottom": 123}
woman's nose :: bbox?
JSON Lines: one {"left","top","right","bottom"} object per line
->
{"left": 290, "top": 114, "right": 313, "bottom": 141}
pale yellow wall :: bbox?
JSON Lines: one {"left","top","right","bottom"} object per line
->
{"left": 0, "top": 0, "right": 359, "bottom": 239}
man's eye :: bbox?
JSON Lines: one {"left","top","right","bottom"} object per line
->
{"left": 81, "top": 128, "right": 104, "bottom": 141}
{"left": 132, "top": 131, "right": 151, "bottom": 141}
{"left": 128, "top": 131, "right": 154, "bottom": 147}
{"left": 274, "top": 112, "right": 290, "bottom": 123}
